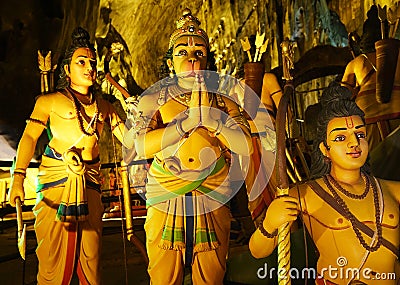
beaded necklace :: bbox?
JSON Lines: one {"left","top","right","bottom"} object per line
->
{"left": 326, "top": 172, "right": 370, "bottom": 199}
{"left": 67, "top": 86, "right": 95, "bottom": 106}
{"left": 323, "top": 173, "right": 382, "bottom": 252}
{"left": 67, "top": 87, "right": 99, "bottom": 137}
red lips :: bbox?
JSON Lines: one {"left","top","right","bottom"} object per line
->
{"left": 346, "top": 151, "right": 362, "bottom": 158}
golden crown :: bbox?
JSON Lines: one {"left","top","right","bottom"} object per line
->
{"left": 169, "top": 8, "right": 209, "bottom": 49}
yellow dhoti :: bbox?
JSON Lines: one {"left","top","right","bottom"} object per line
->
{"left": 33, "top": 147, "right": 103, "bottom": 285}
{"left": 145, "top": 205, "right": 231, "bottom": 285}
{"left": 145, "top": 156, "right": 232, "bottom": 285}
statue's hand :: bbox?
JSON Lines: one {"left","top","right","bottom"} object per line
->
{"left": 263, "top": 195, "right": 299, "bottom": 232}
{"left": 182, "top": 75, "right": 220, "bottom": 134}
{"left": 8, "top": 174, "right": 25, "bottom": 207}
{"left": 183, "top": 75, "right": 205, "bottom": 131}
{"left": 195, "top": 74, "right": 221, "bottom": 131}
{"left": 187, "top": 75, "right": 203, "bottom": 117}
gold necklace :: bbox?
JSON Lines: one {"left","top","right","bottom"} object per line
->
{"left": 167, "top": 84, "right": 216, "bottom": 107}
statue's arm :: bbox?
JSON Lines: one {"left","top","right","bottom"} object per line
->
{"left": 15, "top": 95, "right": 50, "bottom": 170}
{"left": 262, "top": 73, "right": 283, "bottom": 108}
{"left": 103, "top": 99, "right": 134, "bottom": 149}
{"left": 134, "top": 95, "right": 183, "bottom": 159}
{"left": 341, "top": 59, "right": 357, "bottom": 89}
{"left": 9, "top": 95, "right": 50, "bottom": 206}
{"left": 217, "top": 98, "right": 253, "bottom": 155}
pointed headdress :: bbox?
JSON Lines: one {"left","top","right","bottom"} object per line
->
{"left": 169, "top": 8, "right": 209, "bottom": 49}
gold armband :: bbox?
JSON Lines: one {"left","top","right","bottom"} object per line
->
{"left": 176, "top": 119, "right": 187, "bottom": 136}
{"left": 111, "top": 120, "right": 124, "bottom": 131}
{"left": 209, "top": 119, "right": 223, "bottom": 137}
{"left": 225, "top": 115, "right": 250, "bottom": 130}
{"left": 26, "top": 118, "right": 47, "bottom": 128}
{"left": 133, "top": 112, "right": 158, "bottom": 134}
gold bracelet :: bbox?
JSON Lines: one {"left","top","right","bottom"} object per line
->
{"left": 209, "top": 119, "right": 223, "bottom": 137}
{"left": 258, "top": 220, "right": 278, "bottom": 238}
{"left": 176, "top": 119, "right": 187, "bottom": 136}
{"left": 13, "top": 169, "right": 26, "bottom": 178}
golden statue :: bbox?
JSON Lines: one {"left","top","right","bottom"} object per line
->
{"left": 131, "top": 8, "right": 252, "bottom": 284}
{"left": 8, "top": 27, "right": 131, "bottom": 284}
{"left": 249, "top": 84, "right": 399, "bottom": 285}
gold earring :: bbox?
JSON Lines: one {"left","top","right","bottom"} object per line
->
{"left": 169, "top": 66, "right": 174, "bottom": 78}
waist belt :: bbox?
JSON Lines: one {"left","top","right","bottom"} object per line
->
{"left": 38, "top": 145, "right": 101, "bottom": 192}
{"left": 44, "top": 145, "right": 100, "bottom": 164}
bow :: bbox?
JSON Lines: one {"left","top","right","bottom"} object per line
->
{"left": 104, "top": 43, "right": 149, "bottom": 265}
{"left": 120, "top": 161, "right": 149, "bottom": 265}
{"left": 15, "top": 197, "right": 26, "bottom": 260}
{"left": 276, "top": 38, "right": 295, "bottom": 285}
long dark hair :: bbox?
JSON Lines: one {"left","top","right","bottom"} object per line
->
{"left": 56, "top": 27, "right": 96, "bottom": 89}
{"left": 310, "top": 83, "right": 369, "bottom": 178}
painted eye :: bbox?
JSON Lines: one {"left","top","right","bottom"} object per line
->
{"left": 176, "top": 50, "right": 187, "bottom": 56}
{"left": 78, "top": 59, "right": 85, "bottom": 65}
{"left": 333, "top": 135, "right": 345, "bottom": 142}
{"left": 195, "top": 51, "right": 204, "bottom": 57}
{"left": 356, "top": 132, "right": 366, "bottom": 139}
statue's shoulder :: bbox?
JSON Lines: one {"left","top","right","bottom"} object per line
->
{"left": 136, "top": 89, "right": 163, "bottom": 114}
{"left": 34, "top": 90, "right": 68, "bottom": 105}
{"left": 289, "top": 180, "right": 314, "bottom": 198}
{"left": 263, "top": 72, "right": 278, "bottom": 82}
{"left": 215, "top": 93, "right": 237, "bottom": 109}
{"left": 375, "top": 177, "right": 400, "bottom": 197}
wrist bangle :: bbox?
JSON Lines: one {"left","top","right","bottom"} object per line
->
{"left": 258, "top": 220, "right": 278, "bottom": 238}
{"left": 176, "top": 119, "right": 187, "bottom": 137}
{"left": 13, "top": 170, "right": 26, "bottom": 178}
{"left": 210, "top": 119, "right": 223, "bottom": 137}
{"left": 14, "top": 168, "right": 26, "bottom": 173}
